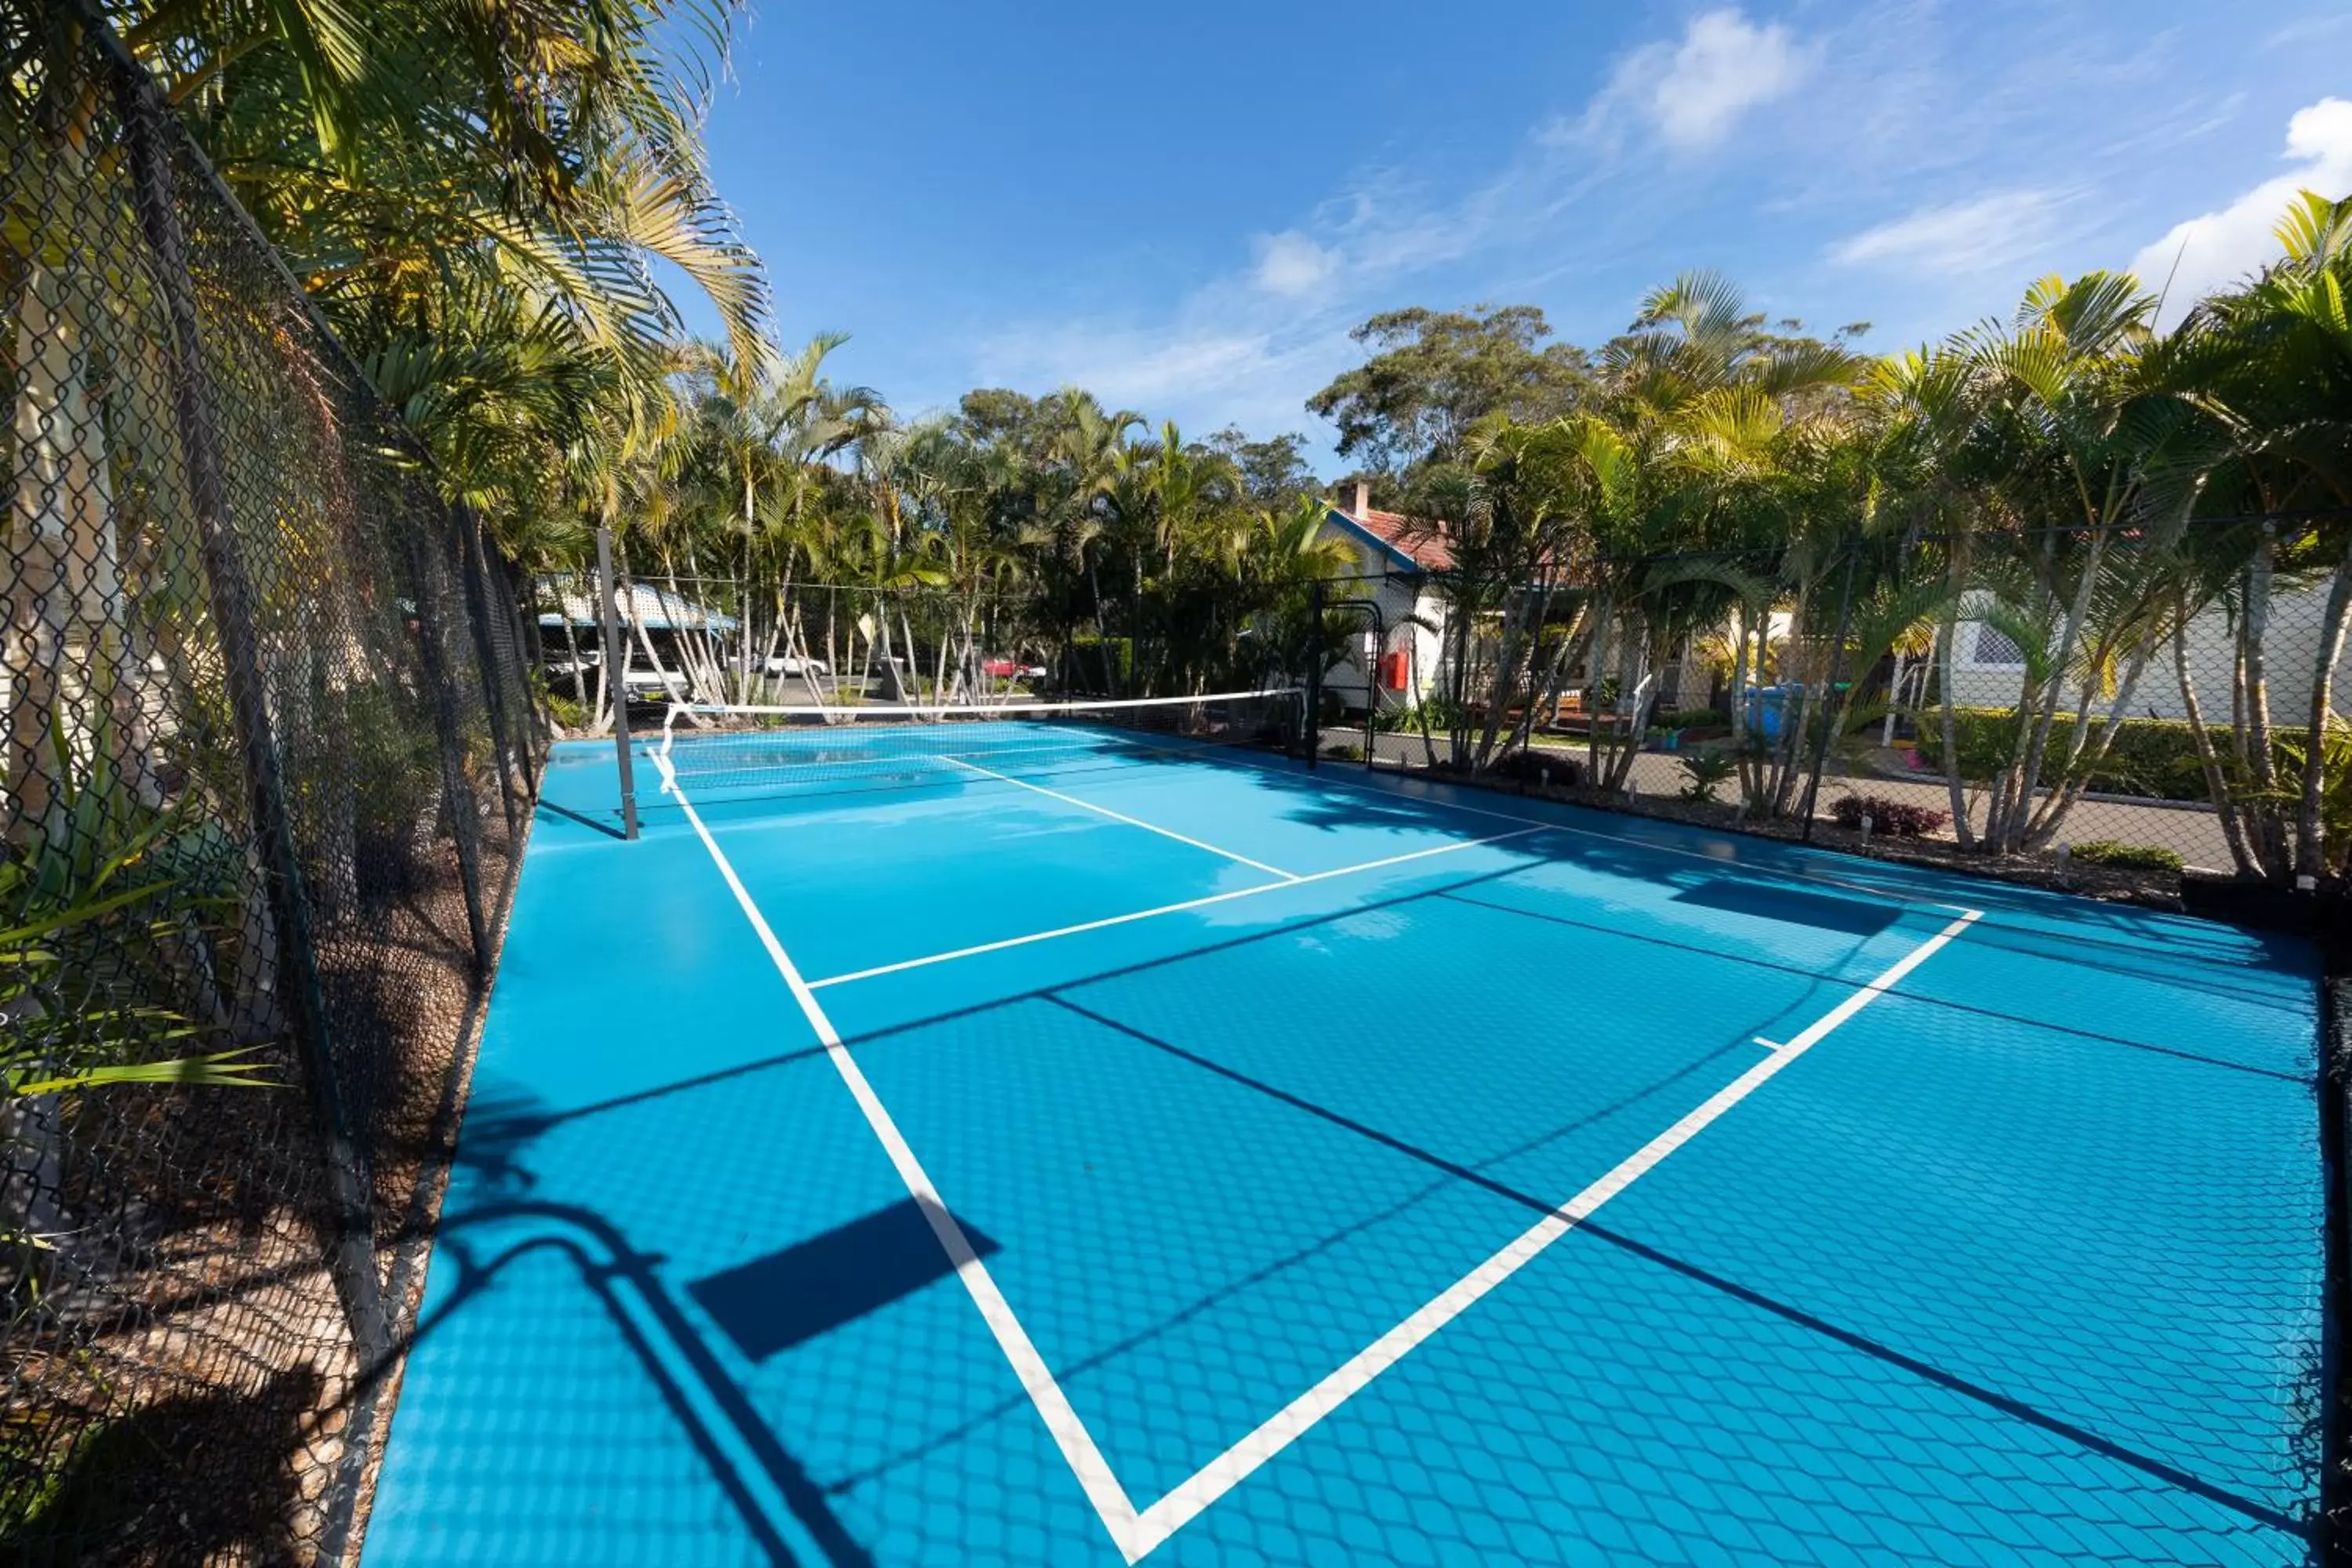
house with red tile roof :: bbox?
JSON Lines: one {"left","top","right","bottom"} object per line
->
{"left": 1316, "top": 484, "right": 1454, "bottom": 716}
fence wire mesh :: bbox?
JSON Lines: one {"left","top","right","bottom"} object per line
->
{"left": 2, "top": 18, "right": 542, "bottom": 1563}
{"left": 1301, "top": 523, "right": 2351, "bottom": 912}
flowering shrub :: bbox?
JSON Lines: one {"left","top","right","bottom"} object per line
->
{"left": 1831, "top": 793, "right": 1950, "bottom": 837}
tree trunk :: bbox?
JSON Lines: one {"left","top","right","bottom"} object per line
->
{"left": 556, "top": 593, "right": 590, "bottom": 728}
{"left": 1584, "top": 597, "right": 1613, "bottom": 784}
{"left": 2004, "top": 533, "right": 2106, "bottom": 851}
{"left": 2292, "top": 532, "right": 2352, "bottom": 879}
{"left": 1606, "top": 623, "right": 1670, "bottom": 793}
{"left": 6, "top": 254, "right": 80, "bottom": 848}
{"left": 620, "top": 552, "right": 697, "bottom": 726}
{"left": 1935, "top": 597, "right": 1976, "bottom": 850}
{"left": 2176, "top": 612, "right": 2260, "bottom": 876}
{"left": 1726, "top": 603, "right": 1756, "bottom": 809}
{"left": 2242, "top": 528, "right": 2285, "bottom": 873}
{"left": 2025, "top": 622, "right": 2159, "bottom": 848}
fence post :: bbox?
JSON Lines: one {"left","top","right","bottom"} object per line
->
{"left": 499, "top": 550, "right": 554, "bottom": 751}
{"left": 116, "top": 65, "right": 390, "bottom": 1370}
{"left": 404, "top": 531, "right": 492, "bottom": 974}
{"left": 597, "top": 527, "right": 641, "bottom": 840}
{"left": 456, "top": 510, "right": 528, "bottom": 829}
{"left": 1799, "top": 546, "right": 1860, "bottom": 843}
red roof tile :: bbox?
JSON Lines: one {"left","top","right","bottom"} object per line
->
{"left": 1331, "top": 504, "right": 1454, "bottom": 572}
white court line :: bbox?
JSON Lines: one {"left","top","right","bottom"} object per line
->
{"left": 938, "top": 753, "right": 1299, "bottom": 880}
{"left": 808, "top": 828, "right": 1549, "bottom": 989}
{"left": 1126, "top": 905, "right": 1984, "bottom": 1551}
{"left": 654, "top": 751, "right": 1158, "bottom": 1560}
{"left": 1120, "top": 735, "right": 1979, "bottom": 917}
{"left": 659, "top": 747, "right": 1981, "bottom": 1563}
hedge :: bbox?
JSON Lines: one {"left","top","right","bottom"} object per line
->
{"left": 1913, "top": 706, "right": 2310, "bottom": 804}
{"left": 2070, "top": 840, "right": 2187, "bottom": 873}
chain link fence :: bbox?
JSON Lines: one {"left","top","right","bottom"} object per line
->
{"left": 1305, "top": 524, "right": 2351, "bottom": 913}
{"left": 2, "top": 16, "right": 543, "bottom": 1563}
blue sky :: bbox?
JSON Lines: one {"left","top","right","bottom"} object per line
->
{"left": 695, "top": 2, "right": 2352, "bottom": 469}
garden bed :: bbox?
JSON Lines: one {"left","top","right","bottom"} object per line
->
{"left": 1374, "top": 759, "right": 2190, "bottom": 910}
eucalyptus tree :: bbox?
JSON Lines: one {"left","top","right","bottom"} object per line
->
{"left": 1308, "top": 305, "right": 1592, "bottom": 496}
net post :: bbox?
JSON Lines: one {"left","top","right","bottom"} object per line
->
{"left": 597, "top": 526, "right": 641, "bottom": 839}
{"left": 1305, "top": 579, "right": 1324, "bottom": 771}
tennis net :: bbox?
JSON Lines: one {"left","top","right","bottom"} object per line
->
{"left": 652, "top": 688, "right": 1306, "bottom": 796}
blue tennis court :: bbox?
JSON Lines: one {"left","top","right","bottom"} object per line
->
{"left": 361, "top": 713, "right": 2327, "bottom": 1566}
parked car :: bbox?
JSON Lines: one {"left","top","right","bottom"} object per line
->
{"left": 621, "top": 669, "right": 688, "bottom": 698}
{"left": 981, "top": 657, "right": 1047, "bottom": 679}
{"left": 762, "top": 653, "right": 831, "bottom": 676}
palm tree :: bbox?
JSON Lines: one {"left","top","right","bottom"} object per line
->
{"left": 2162, "top": 192, "right": 2352, "bottom": 879}
{"left": 5, "top": 0, "right": 769, "bottom": 848}
{"left": 1041, "top": 390, "right": 1142, "bottom": 691}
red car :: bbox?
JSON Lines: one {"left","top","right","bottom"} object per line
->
{"left": 981, "top": 657, "right": 1047, "bottom": 679}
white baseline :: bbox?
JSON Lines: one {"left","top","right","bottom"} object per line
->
{"left": 657, "top": 750, "right": 1981, "bottom": 1562}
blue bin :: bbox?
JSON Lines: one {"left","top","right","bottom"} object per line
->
{"left": 1740, "top": 684, "right": 1794, "bottom": 743}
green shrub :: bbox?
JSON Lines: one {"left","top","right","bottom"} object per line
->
{"left": 1320, "top": 742, "right": 1364, "bottom": 762}
{"left": 1371, "top": 695, "right": 1467, "bottom": 733}
{"left": 1676, "top": 750, "right": 1737, "bottom": 803}
{"left": 1657, "top": 706, "right": 1724, "bottom": 730}
{"left": 1915, "top": 707, "right": 2310, "bottom": 804}
{"left": 1067, "top": 636, "right": 1133, "bottom": 688}
{"left": 2067, "top": 840, "right": 2185, "bottom": 873}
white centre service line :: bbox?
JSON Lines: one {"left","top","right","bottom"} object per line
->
{"left": 1123, "top": 902, "right": 1984, "bottom": 1551}
{"left": 657, "top": 749, "right": 1981, "bottom": 1563}
{"left": 937, "top": 753, "right": 1300, "bottom": 880}
{"left": 808, "top": 827, "right": 1548, "bottom": 989}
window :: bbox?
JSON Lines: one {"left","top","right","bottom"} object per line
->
{"left": 1969, "top": 622, "right": 2025, "bottom": 667}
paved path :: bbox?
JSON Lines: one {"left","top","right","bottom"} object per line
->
{"left": 1334, "top": 730, "right": 2234, "bottom": 873}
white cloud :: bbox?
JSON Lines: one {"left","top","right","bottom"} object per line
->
{"left": 2132, "top": 96, "right": 2352, "bottom": 321}
{"left": 1828, "top": 190, "right": 2067, "bottom": 275}
{"left": 967, "top": 315, "right": 1352, "bottom": 435}
{"left": 1252, "top": 230, "right": 1337, "bottom": 296}
{"left": 1578, "top": 8, "right": 1813, "bottom": 152}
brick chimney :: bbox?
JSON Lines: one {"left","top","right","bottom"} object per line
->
{"left": 1353, "top": 481, "right": 1370, "bottom": 519}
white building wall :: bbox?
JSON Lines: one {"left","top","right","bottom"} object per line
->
{"left": 1946, "top": 584, "right": 2349, "bottom": 725}
{"left": 1314, "top": 515, "right": 1447, "bottom": 714}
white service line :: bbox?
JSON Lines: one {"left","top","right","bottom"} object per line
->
{"left": 808, "top": 827, "right": 1550, "bottom": 989}
{"left": 1121, "top": 902, "right": 1985, "bottom": 1552}
{"left": 938, "top": 753, "right": 1299, "bottom": 880}
{"left": 1119, "top": 735, "right": 1980, "bottom": 917}
{"left": 653, "top": 751, "right": 1158, "bottom": 1561}
{"left": 661, "top": 746, "right": 1983, "bottom": 1564}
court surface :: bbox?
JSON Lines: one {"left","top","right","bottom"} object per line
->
{"left": 364, "top": 720, "right": 2328, "bottom": 1566}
